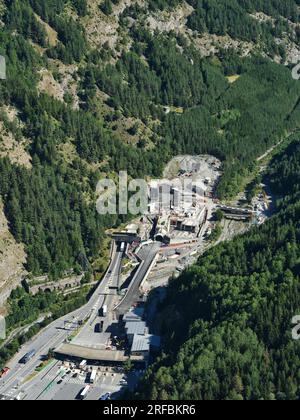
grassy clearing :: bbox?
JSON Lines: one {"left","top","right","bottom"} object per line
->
{"left": 227, "top": 74, "right": 241, "bottom": 84}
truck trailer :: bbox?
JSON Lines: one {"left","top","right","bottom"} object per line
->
{"left": 99, "top": 304, "right": 107, "bottom": 317}
{"left": 79, "top": 385, "right": 90, "bottom": 400}
{"left": 21, "top": 349, "right": 36, "bottom": 364}
{"left": 90, "top": 369, "right": 97, "bottom": 384}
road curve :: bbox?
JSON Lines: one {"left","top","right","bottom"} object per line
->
{"left": 0, "top": 242, "right": 121, "bottom": 397}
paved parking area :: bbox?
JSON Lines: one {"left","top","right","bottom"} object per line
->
{"left": 39, "top": 371, "right": 127, "bottom": 401}
{"left": 27, "top": 365, "right": 141, "bottom": 401}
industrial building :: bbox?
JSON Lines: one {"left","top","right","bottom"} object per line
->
{"left": 125, "top": 321, "right": 147, "bottom": 345}
{"left": 131, "top": 334, "right": 161, "bottom": 359}
{"left": 148, "top": 179, "right": 206, "bottom": 216}
{"left": 123, "top": 309, "right": 161, "bottom": 363}
{"left": 217, "top": 205, "right": 254, "bottom": 221}
{"left": 170, "top": 205, "right": 206, "bottom": 234}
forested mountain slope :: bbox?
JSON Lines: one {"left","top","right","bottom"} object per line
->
{"left": 134, "top": 139, "right": 300, "bottom": 400}
{"left": 1, "top": 0, "right": 300, "bottom": 288}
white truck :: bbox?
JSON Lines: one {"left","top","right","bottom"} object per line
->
{"left": 79, "top": 385, "right": 90, "bottom": 400}
{"left": 79, "top": 360, "right": 87, "bottom": 369}
{"left": 90, "top": 369, "right": 97, "bottom": 384}
{"left": 102, "top": 304, "right": 108, "bottom": 317}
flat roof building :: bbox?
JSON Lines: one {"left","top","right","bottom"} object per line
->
{"left": 125, "top": 321, "right": 147, "bottom": 345}
{"left": 123, "top": 308, "right": 144, "bottom": 323}
{"left": 125, "top": 321, "right": 146, "bottom": 336}
{"left": 131, "top": 334, "right": 161, "bottom": 357}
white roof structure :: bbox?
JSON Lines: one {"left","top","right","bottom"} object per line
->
{"left": 126, "top": 224, "right": 139, "bottom": 234}
{"left": 125, "top": 321, "right": 146, "bottom": 336}
{"left": 123, "top": 308, "right": 144, "bottom": 323}
{"left": 131, "top": 334, "right": 161, "bottom": 353}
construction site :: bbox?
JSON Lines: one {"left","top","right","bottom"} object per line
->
{"left": 147, "top": 155, "right": 221, "bottom": 244}
{"left": 119, "top": 154, "right": 274, "bottom": 294}
{"left": 0, "top": 154, "right": 275, "bottom": 401}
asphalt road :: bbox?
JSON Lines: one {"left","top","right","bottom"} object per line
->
{"left": 0, "top": 241, "right": 160, "bottom": 400}
{"left": 115, "top": 242, "right": 161, "bottom": 316}
{"left": 25, "top": 364, "right": 126, "bottom": 401}
{"left": 8, "top": 358, "right": 138, "bottom": 401}
{"left": 0, "top": 240, "right": 159, "bottom": 400}
{"left": 0, "top": 243, "right": 123, "bottom": 398}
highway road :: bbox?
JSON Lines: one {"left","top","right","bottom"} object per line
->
{"left": 115, "top": 242, "right": 161, "bottom": 316}
{"left": 0, "top": 239, "right": 162, "bottom": 400}
{"left": 0, "top": 242, "right": 123, "bottom": 399}
{"left": 0, "top": 240, "right": 161, "bottom": 400}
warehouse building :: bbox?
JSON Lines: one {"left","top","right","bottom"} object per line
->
{"left": 125, "top": 321, "right": 147, "bottom": 345}
{"left": 131, "top": 334, "right": 161, "bottom": 359}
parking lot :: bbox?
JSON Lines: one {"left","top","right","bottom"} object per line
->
{"left": 46, "top": 371, "right": 125, "bottom": 401}
{"left": 9, "top": 358, "right": 140, "bottom": 401}
{"left": 34, "top": 363, "right": 139, "bottom": 401}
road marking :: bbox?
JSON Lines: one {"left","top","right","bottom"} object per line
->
{"left": 1, "top": 245, "right": 124, "bottom": 398}
{"left": 1, "top": 330, "right": 66, "bottom": 393}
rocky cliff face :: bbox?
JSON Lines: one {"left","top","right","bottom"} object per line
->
{"left": 0, "top": 201, "right": 27, "bottom": 312}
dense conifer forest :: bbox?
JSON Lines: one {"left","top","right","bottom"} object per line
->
{"left": 1, "top": 0, "right": 300, "bottom": 278}
{"left": 0, "top": 0, "right": 300, "bottom": 398}
{"left": 133, "top": 139, "right": 300, "bottom": 400}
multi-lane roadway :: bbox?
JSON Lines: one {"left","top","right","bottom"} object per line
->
{"left": 115, "top": 242, "right": 161, "bottom": 317}
{"left": 0, "top": 242, "right": 124, "bottom": 398}
{"left": 0, "top": 240, "right": 160, "bottom": 400}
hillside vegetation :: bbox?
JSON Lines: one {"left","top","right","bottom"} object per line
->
{"left": 0, "top": 0, "right": 300, "bottom": 282}
{"left": 0, "top": 0, "right": 300, "bottom": 400}
{"left": 134, "top": 139, "right": 300, "bottom": 400}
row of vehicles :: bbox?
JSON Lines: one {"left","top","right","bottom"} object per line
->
{"left": 77, "top": 362, "right": 113, "bottom": 400}
{"left": 78, "top": 363, "right": 97, "bottom": 384}
{"left": 94, "top": 304, "right": 107, "bottom": 333}
{"left": 94, "top": 303, "right": 107, "bottom": 333}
